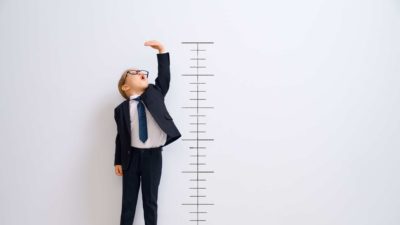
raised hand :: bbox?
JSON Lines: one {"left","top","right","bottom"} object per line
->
{"left": 144, "top": 40, "right": 166, "bottom": 54}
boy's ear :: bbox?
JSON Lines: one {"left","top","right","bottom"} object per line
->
{"left": 121, "top": 84, "right": 129, "bottom": 91}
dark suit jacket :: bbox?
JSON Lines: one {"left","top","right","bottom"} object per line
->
{"left": 113, "top": 52, "right": 181, "bottom": 170}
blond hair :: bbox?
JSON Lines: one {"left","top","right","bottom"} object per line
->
{"left": 118, "top": 69, "right": 130, "bottom": 100}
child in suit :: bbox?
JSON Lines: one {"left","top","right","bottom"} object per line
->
{"left": 114, "top": 40, "right": 181, "bottom": 225}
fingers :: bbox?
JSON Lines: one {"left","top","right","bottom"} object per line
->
{"left": 144, "top": 40, "right": 156, "bottom": 46}
{"left": 144, "top": 40, "right": 162, "bottom": 48}
{"left": 144, "top": 40, "right": 165, "bottom": 54}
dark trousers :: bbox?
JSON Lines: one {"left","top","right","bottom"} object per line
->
{"left": 120, "top": 146, "right": 163, "bottom": 225}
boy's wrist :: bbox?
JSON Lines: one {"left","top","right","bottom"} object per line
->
{"left": 158, "top": 47, "right": 166, "bottom": 54}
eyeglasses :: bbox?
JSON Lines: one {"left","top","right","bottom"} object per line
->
{"left": 127, "top": 69, "right": 149, "bottom": 77}
{"left": 124, "top": 69, "right": 149, "bottom": 83}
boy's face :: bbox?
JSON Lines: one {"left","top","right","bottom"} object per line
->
{"left": 123, "top": 68, "right": 149, "bottom": 93}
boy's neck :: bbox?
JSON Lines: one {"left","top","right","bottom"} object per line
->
{"left": 127, "top": 89, "right": 145, "bottom": 98}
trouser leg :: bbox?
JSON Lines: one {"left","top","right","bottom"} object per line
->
{"left": 141, "top": 148, "right": 162, "bottom": 225}
{"left": 120, "top": 150, "right": 141, "bottom": 225}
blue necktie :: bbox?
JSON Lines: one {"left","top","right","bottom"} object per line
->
{"left": 133, "top": 96, "right": 148, "bottom": 143}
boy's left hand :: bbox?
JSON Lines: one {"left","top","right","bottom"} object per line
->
{"left": 144, "top": 40, "right": 166, "bottom": 54}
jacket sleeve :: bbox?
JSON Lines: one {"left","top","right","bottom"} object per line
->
{"left": 114, "top": 107, "right": 122, "bottom": 166}
{"left": 154, "top": 52, "right": 171, "bottom": 97}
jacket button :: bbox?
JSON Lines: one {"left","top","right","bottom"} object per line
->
{"left": 128, "top": 150, "right": 130, "bottom": 154}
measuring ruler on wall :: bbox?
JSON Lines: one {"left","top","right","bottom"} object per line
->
{"left": 180, "top": 41, "right": 215, "bottom": 225}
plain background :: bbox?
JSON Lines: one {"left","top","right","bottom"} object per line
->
{"left": 1, "top": 0, "right": 399, "bottom": 225}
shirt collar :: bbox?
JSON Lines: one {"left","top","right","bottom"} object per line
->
{"left": 129, "top": 94, "right": 141, "bottom": 100}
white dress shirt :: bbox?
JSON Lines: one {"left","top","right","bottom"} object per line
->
{"left": 129, "top": 94, "right": 167, "bottom": 148}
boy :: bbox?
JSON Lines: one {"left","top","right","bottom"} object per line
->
{"left": 113, "top": 40, "right": 182, "bottom": 225}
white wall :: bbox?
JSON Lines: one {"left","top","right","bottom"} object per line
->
{"left": 0, "top": 0, "right": 399, "bottom": 225}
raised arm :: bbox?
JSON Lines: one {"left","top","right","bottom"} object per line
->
{"left": 144, "top": 40, "right": 170, "bottom": 96}
{"left": 155, "top": 52, "right": 170, "bottom": 96}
